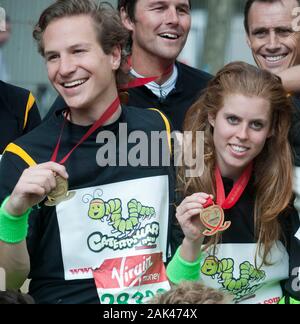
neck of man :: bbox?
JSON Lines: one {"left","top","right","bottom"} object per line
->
{"left": 67, "top": 88, "right": 121, "bottom": 127}
{"left": 131, "top": 47, "right": 176, "bottom": 85}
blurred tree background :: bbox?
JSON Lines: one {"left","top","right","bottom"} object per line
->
{"left": 190, "top": 0, "right": 250, "bottom": 74}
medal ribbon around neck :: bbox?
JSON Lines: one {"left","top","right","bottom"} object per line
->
{"left": 45, "top": 96, "right": 120, "bottom": 206}
{"left": 118, "top": 56, "right": 174, "bottom": 91}
{"left": 200, "top": 163, "right": 253, "bottom": 236}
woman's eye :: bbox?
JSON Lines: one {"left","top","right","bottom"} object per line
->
{"left": 227, "top": 116, "right": 239, "bottom": 124}
{"left": 251, "top": 121, "right": 264, "bottom": 130}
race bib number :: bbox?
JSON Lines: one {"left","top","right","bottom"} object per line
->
{"left": 93, "top": 252, "right": 170, "bottom": 304}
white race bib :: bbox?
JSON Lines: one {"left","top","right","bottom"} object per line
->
{"left": 55, "top": 176, "right": 170, "bottom": 281}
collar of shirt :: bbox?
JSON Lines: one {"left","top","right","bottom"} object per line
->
{"left": 130, "top": 65, "right": 178, "bottom": 100}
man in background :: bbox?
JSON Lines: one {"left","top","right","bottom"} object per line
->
{"left": 46, "top": 0, "right": 211, "bottom": 131}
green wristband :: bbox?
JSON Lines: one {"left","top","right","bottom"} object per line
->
{"left": 166, "top": 246, "right": 202, "bottom": 284}
{"left": 278, "top": 296, "right": 300, "bottom": 304}
{"left": 0, "top": 196, "right": 31, "bottom": 243}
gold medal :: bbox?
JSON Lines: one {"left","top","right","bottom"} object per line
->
{"left": 45, "top": 176, "right": 75, "bottom": 206}
{"left": 200, "top": 204, "right": 231, "bottom": 237}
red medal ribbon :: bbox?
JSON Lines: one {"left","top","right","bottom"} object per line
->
{"left": 203, "top": 163, "right": 253, "bottom": 209}
{"left": 51, "top": 97, "right": 120, "bottom": 164}
{"left": 118, "top": 56, "right": 174, "bottom": 90}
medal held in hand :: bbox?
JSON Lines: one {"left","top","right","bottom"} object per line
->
{"left": 200, "top": 203, "right": 231, "bottom": 237}
{"left": 199, "top": 163, "right": 253, "bottom": 237}
{"left": 45, "top": 97, "right": 121, "bottom": 207}
{"left": 45, "top": 175, "right": 75, "bottom": 206}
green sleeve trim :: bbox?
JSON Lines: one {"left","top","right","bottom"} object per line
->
{"left": 279, "top": 296, "right": 300, "bottom": 304}
{"left": 166, "top": 246, "right": 202, "bottom": 284}
{"left": 0, "top": 196, "right": 31, "bottom": 243}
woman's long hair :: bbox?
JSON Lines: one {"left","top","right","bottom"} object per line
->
{"left": 178, "top": 62, "right": 293, "bottom": 265}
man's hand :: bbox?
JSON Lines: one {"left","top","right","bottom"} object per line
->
{"left": 4, "top": 162, "right": 68, "bottom": 216}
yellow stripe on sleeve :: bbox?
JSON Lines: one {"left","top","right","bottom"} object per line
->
{"left": 23, "top": 92, "right": 36, "bottom": 130}
{"left": 149, "top": 108, "right": 172, "bottom": 154}
{"left": 4, "top": 143, "right": 37, "bottom": 167}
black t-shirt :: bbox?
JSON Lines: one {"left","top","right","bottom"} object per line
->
{"left": 204, "top": 178, "right": 300, "bottom": 303}
{"left": 0, "top": 106, "right": 177, "bottom": 304}
{"left": 44, "top": 62, "right": 212, "bottom": 131}
{"left": 174, "top": 177, "right": 300, "bottom": 303}
{"left": 0, "top": 81, "right": 41, "bottom": 154}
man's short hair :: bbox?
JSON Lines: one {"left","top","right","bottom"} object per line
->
{"left": 244, "top": 0, "right": 300, "bottom": 35}
{"left": 33, "top": 0, "right": 129, "bottom": 58}
{"left": 118, "top": 0, "right": 191, "bottom": 21}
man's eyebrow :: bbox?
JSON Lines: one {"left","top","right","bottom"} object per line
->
{"left": 274, "top": 26, "right": 294, "bottom": 32}
{"left": 148, "top": 0, "right": 190, "bottom": 9}
{"left": 69, "top": 43, "right": 92, "bottom": 49}
{"left": 251, "top": 25, "right": 293, "bottom": 34}
{"left": 147, "top": 1, "right": 167, "bottom": 7}
{"left": 44, "top": 43, "right": 92, "bottom": 55}
{"left": 251, "top": 27, "right": 268, "bottom": 34}
{"left": 44, "top": 50, "right": 57, "bottom": 57}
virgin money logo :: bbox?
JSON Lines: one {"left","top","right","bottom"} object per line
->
{"left": 93, "top": 253, "right": 167, "bottom": 289}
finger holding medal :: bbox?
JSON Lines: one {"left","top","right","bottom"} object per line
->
{"left": 176, "top": 193, "right": 214, "bottom": 262}
{"left": 4, "top": 162, "right": 68, "bottom": 216}
{"left": 176, "top": 192, "right": 214, "bottom": 242}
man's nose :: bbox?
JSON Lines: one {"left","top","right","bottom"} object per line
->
{"left": 266, "top": 31, "right": 281, "bottom": 51}
{"left": 58, "top": 55, "right": 76, "bottom": 76}
{"left": 165, "top": 7, "right": 180, "bottom": 25}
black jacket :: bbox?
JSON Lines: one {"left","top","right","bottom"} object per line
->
{"left": 44, "top": 62, "right": 212, "bottom": 131}
{"left": 0, "top": 81, "right": 41, "bottom": 153}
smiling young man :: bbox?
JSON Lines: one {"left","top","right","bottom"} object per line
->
{"left": 0, "top": 0, "right": 176, "bottom": 304}
{"left": 46, "top": 0, "right": 212, "bottom": 131}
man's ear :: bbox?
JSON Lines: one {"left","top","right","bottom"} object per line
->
{"left": 110, "top": 45, "right": 122, "bottom": 71}
{"left": 120, "top": 7, "right": 134, "bottom": 32}
{"left": 208, "top": 114, "right": 215, "bottom": 128}
{"left": 246, "top": 34, "right": 252, "bottom": 49}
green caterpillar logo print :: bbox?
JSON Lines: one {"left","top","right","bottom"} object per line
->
{"left": 201, "top": 256, "right": 266, "bottom": 294}
{"left": 83, "top": 190, "right": 156, "bottom": 238}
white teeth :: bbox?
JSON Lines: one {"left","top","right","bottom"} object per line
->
{"left": 160, "top": 33, "right": 179, "bottom": 39}
{"left": 265, "top": 55, "right": 286, "bottom": 62}
{"left": 231, "top": 145, "right": 248, "bottom": 153}
{"left": 64, "top": 79, "right": 87, "bottom": 88}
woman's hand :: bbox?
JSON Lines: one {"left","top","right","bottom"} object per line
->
{"left": 176, "top": 193, "right": 213, "bottom": 262}
{"left": 176, "top": 192, "right": 213, "bottom": 241}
